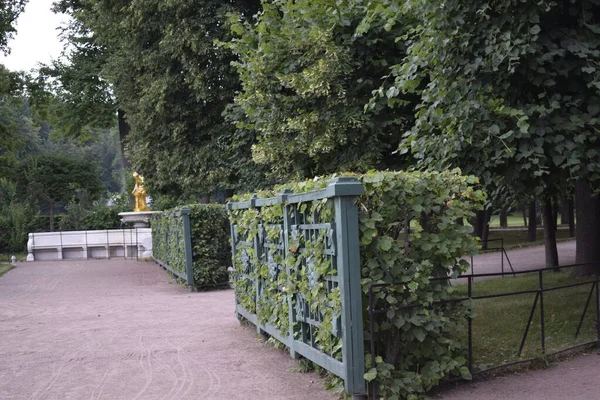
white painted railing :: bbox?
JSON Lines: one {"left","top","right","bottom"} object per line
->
{"left": 26, "top": 229, "right": 152, "bottom": 261}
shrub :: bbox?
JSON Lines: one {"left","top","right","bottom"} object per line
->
{"left": 152, "top": 204, "right": 231, "bottom": 290}
{"left": 228, "top": 169, "right": 486, "bottom": 399}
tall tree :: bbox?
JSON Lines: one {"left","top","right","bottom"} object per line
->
{"left": 16, "top": 154, "right": 103, "bottom": 231}
{"left": 374, "top": 0, "right": 599, "bottom": 271}
{"left": 48, "top": 0, "right": 266, "bottom": 201}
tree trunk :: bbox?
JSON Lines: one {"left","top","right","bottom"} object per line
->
{"left": 473, "top": 210, "right": 485, "bottom": 239}
{"left": 521, "top": 205, "right": 528, "bottom": 227}
{"left": 49, "top": 199, "right": 54, "bottom": 232}
{"left": 552, "top": 197, "right": 559, "bottom": 231}
{"left": 560, "top": 195, "right": 570, "bottom": 225}
{"left": 117, "top": 109, "right": 132, "bottom": 170}
{"left": 575, "top": 180, "right": 600, "bottom": 276}
{"left": 499, "top": 207, "right": 508, "bottom": 228}
{"left": 481, "top": 209, "right": 490, "bottom": 250}
{"left": 528, "top": 201, "right": 537, "bottom": 242}
{"left": 568, "top": 198, "right": 575, "bottom": 237}
{"left": 542, "top": 196, "right": 559, "bottom": 269}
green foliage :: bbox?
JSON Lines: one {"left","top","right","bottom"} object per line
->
{"left": 226, "top": 0, "right": 412, "bottom": 179}
{"left": 230, "top": 169, "right": 486, "bottom": 399}
{"left": 16, "top": 153, "right": 103, "bottom": 200}
{"left": 152, "top": 210, "right": 187, "bottom": 277}
{"left": 0, "top": 0, "right": 26, "bottom": 54}
{"left": 152, "top": 204, "right": 231, "bottom": 290}
{"left": 35, "top": 47, "right": 116, "bottom": 139}
{"left": 59, "top": 198, "right": 129, "bottom": 231}
{"left": 230, "top": 191, "right": 340, "bottom": 352}
{"left": 188, "top": 204, "right": 231, "bottom": 288}
{"left": 371, "top": 0, "right": 600, "bottom": 197}
{"left": 0, "top": 178, "right": 36, "bottom": 252}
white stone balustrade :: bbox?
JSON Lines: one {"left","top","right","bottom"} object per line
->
{"left": 26, "top": 229, "right": 153, "bottom": 262}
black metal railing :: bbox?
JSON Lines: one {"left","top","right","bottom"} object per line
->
{"left": 368, "top": 263, "right": 600, "bottom": 398}
{"left": 470, "top": 238, "right": 515, "bottom": 276}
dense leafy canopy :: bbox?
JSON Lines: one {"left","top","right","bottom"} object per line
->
{"left": 17, "top": 154, "right": 103, "bottom": 206}
{"left": 374, "top": 0, "right": 600, "bottom": 197}
{"left": 227, "top": 0, "right": 413, "bottom": 180}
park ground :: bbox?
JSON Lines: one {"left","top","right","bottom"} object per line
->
{"left": 1, "top": 242, "right": 598, "bottom": 400}
{"left": 0, "top": 260, "right": 336, "bottom": 400}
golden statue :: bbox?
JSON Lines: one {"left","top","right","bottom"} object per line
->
{"left": 132, "top": 172, "right": 149, "bottom": 212}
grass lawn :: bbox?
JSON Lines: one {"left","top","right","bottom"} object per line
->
{"left": 488, "top": 214, "right": 528, "bottom": 228}
{"left": 488, "top": 213, "right": 576, "bottom": 229}
{"left": 453, "top": 270, "right": 598, "bottom": 370}
{"left": 486, "top": 228, "right": 573, "bottom": 251}
{"left": 0, "top": 253, "right": 27, "bottom": 263}
{"left": 0, "top": 263, "right": 14, "bottom": 277}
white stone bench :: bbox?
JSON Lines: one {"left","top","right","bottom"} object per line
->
{"left": 26, "top": 229, "right": 153, "bottom": 261}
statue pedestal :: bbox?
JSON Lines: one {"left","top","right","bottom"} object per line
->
{"left": 118, "top": 211, "right": 161, "bottom": 228}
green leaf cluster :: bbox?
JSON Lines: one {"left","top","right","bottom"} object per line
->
{"left": 226, "top": 0, "right": 414, "bottom": 179}
{"left": 229, "top": 169, "right": 486, "bottom": 398}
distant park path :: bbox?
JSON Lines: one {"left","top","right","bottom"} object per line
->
{"left": 438, "top": 352, "right": 600, "bottom": 400}
{"left": 466, "top": 240, "right": 576, "bottom": 276}
{"left": 0, "top": 260, "right": 337, "bottom": 400}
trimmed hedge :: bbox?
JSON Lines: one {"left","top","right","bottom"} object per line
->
{"left": 228, "top": 169, "right": 486, "bottom": 399}
{"left": 152, "top": 204, "right": 231, "bottom": 290}
{"left": 188, "top": 204, "right": 231, "bottom": 288}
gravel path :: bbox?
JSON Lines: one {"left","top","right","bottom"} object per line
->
{"left": 0, "top": 260, "right": 337, "bottom": 400}
{"left": 438, "top": 352, "right": 600, "bottom": 400}
{"left": 466, "top": 240, "right": 576, "bottom": 276}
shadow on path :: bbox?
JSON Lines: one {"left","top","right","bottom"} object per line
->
{"left": 438, "top": 353, "right": 600, "bottom": 400}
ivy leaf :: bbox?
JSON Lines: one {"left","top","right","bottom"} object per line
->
{"left": 364, "top": 368, "right": 378, "bottom": 381}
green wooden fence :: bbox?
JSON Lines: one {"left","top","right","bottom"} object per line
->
{"left": 227, "top": 177, "right": 366, "bottom": 398}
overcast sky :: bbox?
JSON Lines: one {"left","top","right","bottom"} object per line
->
{"left": 0, "top": 0, "right": 69, "bottom": 72}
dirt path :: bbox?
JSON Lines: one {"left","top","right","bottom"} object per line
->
{"left": 467, "top": 240, "right": 576, "bottom": 276}
{"left": 0, "top": 260, "right": 337, "bottom": 400}
{"left": 438, "top": 352, "right": 600, "bottom": 400}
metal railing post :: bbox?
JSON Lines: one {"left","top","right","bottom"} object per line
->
{"left": 596, "top": 273, "right": 600, "bottom": 344}
{"left": 501, "top": 238, "right": 504, "bottom": 276}
{"left": 468, "top": 276, "right": 473, "bottom": 373}
{"left": 539, "top": 270, "right": 546, "bottom": 354}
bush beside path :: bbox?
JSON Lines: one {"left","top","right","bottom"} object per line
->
{"left": 0, "top": 260, "right": 337, "bottom": 400}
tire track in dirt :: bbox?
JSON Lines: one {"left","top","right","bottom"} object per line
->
{"left": 28, "top": 339, "right": 101, "bottom": 400}
{"left": 90, "top": 367, "right": 115, "bottom": 400}
{"left": 129, "top": 333, "right": 169, "bottom": 400}
{"left": 167, "top": 337, "right": 195, "bottom": 400}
